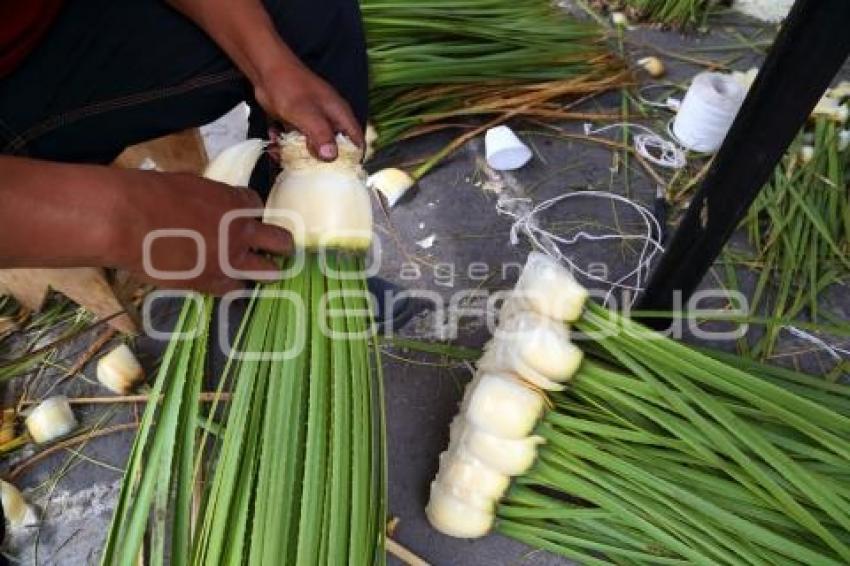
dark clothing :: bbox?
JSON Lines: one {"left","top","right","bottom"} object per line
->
{"left": 0, "top": 0, "right": 369, "bottom": 180}
{"left": 0, "top": 0, "right": 64, "bottom": 77}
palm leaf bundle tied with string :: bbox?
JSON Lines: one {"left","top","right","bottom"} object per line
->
{"left": 101, "top": 137, "right": 385, "bottom": 566}
{"left": 426, "top": 252, "right": 850, "bottom": 565}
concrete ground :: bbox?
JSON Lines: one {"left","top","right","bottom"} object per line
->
{"left": 2, "top": 5, "right": 849, "bottom": 565}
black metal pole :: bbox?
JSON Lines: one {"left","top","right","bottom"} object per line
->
{"left": 636, "top": 0, "right": 850, "bottom": 324}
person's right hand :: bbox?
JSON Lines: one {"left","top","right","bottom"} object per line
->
{"left": 112, "top": 169, "right": 293, "bottom": 295}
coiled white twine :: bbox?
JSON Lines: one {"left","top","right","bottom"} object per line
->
{"left": 497, "top": 191, "right": 665, "bottom": 307}
{"left": 584, "top": 122, "right": 687, "bottom": 170}
{"left": 584, "top": 72, "right": 747, "bottom": 168}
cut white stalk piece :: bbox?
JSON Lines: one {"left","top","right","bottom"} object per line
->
{"left": 25, "top": 396, "right": 77, "bottom": 444}
{"left": 1, "top": 480, "right": 39, "bottom": 528}
{"left": 364, "top": 123, "right": 379, "bottom": 161}
{"left": 830, "top": 81, "right": 850, "bottom": 101}
{"left": 477, "top": 343, "right": 564, "bottom": 391}
{"left": 513, "top": 252, "right": 588, "bottom": 322}
{"left": 436, "top": 448, "right": 511, "bottom": 504}
{"left": 97, "top": 344, "right": 145, "bottom": 395}
{"left": 812, "top": 96, "right": 849, "bottom": 123}
{"left": 367, "top": 168, "right": 415, "bottom": 207}
{"left": 450, "top": 417, "right": 544, "bottom": 476}
{"left": 611, "top": 11, "right": 628, "bottom": 26}
{"left": 463, "top": 373, "right": 544, "bottom": 439}
{"left": 265, "top": 133, "right": 372, "bottom": 251}
{"left": 489, "top": 312, "right": 583, "bottom": 384}
{"left": 203, "top": 138, "right": 266, "bottom": 186}
{"left": 800, "top": 145, "right": 815, "bottom": 164}
{"left": 638, "top": 57, "right": 665, "bottom": 78}
{"left": 426, "top": 481, "right": 493, "bottom": 538}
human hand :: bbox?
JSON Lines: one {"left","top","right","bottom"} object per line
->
{"left": 113, "top": 169, "right": 293, "bottom": 295}
{"left": 254, "top": 59, "right": 364, "bottom": 161}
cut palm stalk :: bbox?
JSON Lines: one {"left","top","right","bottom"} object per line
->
{"left": 427, "top": 252, "right": 850, "bottom": 564}
{"left": 101, "top": 139, "right": 264, "bottom": 566}
{"left": 194, "top": 134, "right": 386, "bottom": 565}
{"left": 24, "top": 396, "right": 77, "bottom": 444}
{"left": 1, "top": 480, "right": 39, "bottom": 528}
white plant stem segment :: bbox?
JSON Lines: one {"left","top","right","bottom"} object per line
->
{"left": 203, "top": 138, "right": 267, "bottom": 186}
{"left": 450, "top": 417, "right": 544, "bottom": 476}
{"left": 513, "top": 252, "right": 589, "bottom": 322}
{"left": 265, "top": 133, "right": 373, "bottom": 251}
{"left": 367, "top": 167, "right": 415, "bottom": 207}
{"left": 463, "top": 373, "right": 544, "bottom": 439}
{"left": 426, "top": 252, "right": 589, "bottom": 539}
{"left": 25, "top": 396, "right": 77, "bottom": 444}
{"left": 97, "top": 344, "right": 145, "bottom": 395}
{"left": 0, "top": 480, "right": 39, "bottom": 528}
{"left": 638, "top": 56, "right": 665, "bottom": 78}
{"left": 364, "top": 122, "right": 379, "bottom": 161}
{"left": 426, "top": 482, "right": 494, "bottom": 539}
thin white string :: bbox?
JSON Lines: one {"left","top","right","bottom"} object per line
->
{"left": 584, "top": 122, "right": 687, "bottom": 170}
{"left": 635, "top": 84, "right": 682, "bottom": 111}
{"left": 497, "top": 191, "right": 665, "bottom": 307}
{"left": 785, "top": 326, "right": 850, "bottom": 360}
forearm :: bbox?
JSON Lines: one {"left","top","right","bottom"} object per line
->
{"left": 166, "top": 0, "right": 301, "bottom": 86}
{"left": 0, "top": 156, "right": 127, "bottom": 268}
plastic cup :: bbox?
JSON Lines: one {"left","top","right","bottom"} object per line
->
{"left": 485, "top": 126, "right": 532, "bottom": 171}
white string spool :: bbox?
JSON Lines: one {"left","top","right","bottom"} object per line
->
{"left": 672, "top": 72, "right": 746, "bottom": 153}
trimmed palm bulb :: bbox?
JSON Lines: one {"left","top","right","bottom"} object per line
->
{"left": 611, "top": 12, "right": 628, "bottom": 26}
{"left": 25, "top": 396, "right": 77, "bottom": 444}
{"left": 638, "top": 57, "right": 665, "bottom": 78}
{"left": 450, "top": 417, "right": 544, "bottom": 476}
{"left": 463, "top": 373, "right": 544, "bottom": 439}
{"left": 0, "top": 480, "right": 38, "bottom": 528}
{"left": 478, "top": 342, "right": 565, "bottom": 391}
{"left": 799, "top": 145, "right": 815, "bottom": 164}
{"left": 203, "top": 138, "right": 266, "bottom": 186}
{"left": 367, "top": 168, "right": 415, "bottom": 208}
{"left": 513, "top": 252, "right": 588, "bottom": 322}
{"left": 426, "top": 481, "right": 494, "bottom": 538}
{"left": 494, "top": 312, "right": 583, "bottom": 382}
{"left": 97, "top": 344, "right": 145, "bottom": 395}
{"left": 264, "top": 133, "right": 372, "bottom": 251}
{"left": 436, "top": 448, "right": 511, "bottom": 504}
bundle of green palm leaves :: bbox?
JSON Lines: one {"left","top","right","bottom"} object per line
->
{"left": 100, "top": 139, "right": 385, "bottom": 565}
{"left": 731, "top": 116, "right": 850, "bottom": 358}
{"left": 101, "top": 258, "right": 385, "bottom": 566}
{"left": 496, "top": 301, "right": 850, "bottom": 564}
{"left": 363, "top": 0, "right": 629, "bottom": 147}
{"left": 606, "top": 0, "right": 717, "bottom": 27}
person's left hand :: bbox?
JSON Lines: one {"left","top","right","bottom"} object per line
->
{"left": 254, "top": 59, "right": 363, "bottom": 162}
